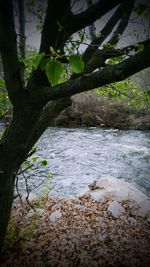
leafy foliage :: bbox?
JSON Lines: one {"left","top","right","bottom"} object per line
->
{"left": 68, "top": 54, "right": 85, "bottom": 74}
{"left": 45, "top": 60, "right": 64, "bottom": 85}
{"left": 32, "top": 52, "right": 45, "bottom": 70}
{"left": 96, "top": 54, "right": 150, "bottom": 109}
{"left": 96, "top": 78, "right": 150, "bottom": 109}
{"left": 21, "top": 149, "right": 49, "bottom": 173}
{"left": 31, "top": 49, "right": 85, "bottom": 85}
{"left": 15, "top": 147, "right": 53, "bottom": 197}
{"left": 20, "top": 50, "right": 38, "bottom": 81}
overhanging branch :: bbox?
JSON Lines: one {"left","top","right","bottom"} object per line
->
{"left": 30, "top": 45, "right": 150, "bottom": 103}
{"left": 29, "top": 98, "right": 72, "bottom": 147}
{"left": 83, "top": 2, "right": 123, "bottom": 64}
{"left": 98, "top": 38, "right": 150, "bottom": 59}
{"left": 84, "top": 0, "right": 135, "bottom": 72}
{"left": 71, "top": 0, "right": 123, "bottom": 34}
{"left": 108, "top": 0, "right": 135, "bottom": 45}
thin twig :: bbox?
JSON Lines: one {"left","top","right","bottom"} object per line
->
{"left": 27, "top": 148, "right": 37, "bottom": 158}
{"left": 15, "top": 176, "right": 22, "bottom": 203}
{"left": 17, "top": 164, "right": 34, "bottom": 175}
{"left": 21, "top": 167, "right": 36, "bottom": 211}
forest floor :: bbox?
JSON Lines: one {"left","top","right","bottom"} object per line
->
{"left": 1, "top": 195, "right": 150, "bottom": 267}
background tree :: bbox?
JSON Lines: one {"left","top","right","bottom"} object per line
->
{"left": 0, "top": 0, "right": 150, "bottom": 254}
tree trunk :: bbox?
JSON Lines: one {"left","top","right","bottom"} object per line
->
{"left": 0, "top": 102, "right": 43, "bottom": 255}
{"left": 0, "top": 97, "right": 71, "bottom": 256}
{"left": 0, "top": 170, "right": 14, "bottom": 255}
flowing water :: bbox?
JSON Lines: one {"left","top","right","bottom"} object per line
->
{"left": 1, "top": 124, "right": 150, "bottom": 198}
{"left": 28, "top": 127, "right": 150, "bottom": 198}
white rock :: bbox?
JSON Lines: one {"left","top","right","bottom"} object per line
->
{"left": 21, "top": 192, "right": 39, "bottom": 204}
{"left": 108, "top": 200, "right": 125, "bottom": 218}
{"left": 48, "top": 210, "right": 62, "bottom": 222}
{"left": 77, "top": 176, "right": 150, "bottom": 217}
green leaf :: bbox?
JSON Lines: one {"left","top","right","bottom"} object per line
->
{"left": 41, "top": 160, "right": 48, "bottom": 166}
{"left": 40, "top": 58, "right": 50, "bottom": 71}
{"left": 46, "top": 60, "right": 64, "bottom": 85}
{"left": 31, "top": 156, "right": 39, "bottom": 163}
{"left": 68, "top": 54, "right": 84, "bottom": 74}
{"left": 33, "top": 52, "right": 45, "bottom": 70}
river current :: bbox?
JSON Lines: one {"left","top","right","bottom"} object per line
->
{"left": 0, "top": 125, "right": 150, "bottom": 198}
{"left": 28, "top": 127, "right": 150, "bottom": 198}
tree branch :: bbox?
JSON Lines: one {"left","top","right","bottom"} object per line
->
{"left": 87, "top": 0, "right": 97, "bottom": 41}
{"left": 36, "top": 98, "right": 71, "bottom": 136}
{"left": 108, "top": 0, "right": 135, "bottom": 45}
{"left": 26, "top": 98, "right": 72, "bottom": 150}
{"left": 40, "top": 0, "right": 72, "bottom": 52}
{"left": 94, "top": 38, "right": 150, "bottom": 61}
{"left": 116, "top": 38, "right": 150, "bottom": 55}
{"left": 83, "top": 2, "right": 123, "bottom": 64}
{"left": 0, "top": 0, "right": 24, "bottom": 106}
{"left": 30, "top": 45, "right": 150, "bottom": 103}
{"left": 71, "top": 0, "right": 123, "bottom": 34}
{"left": 84, "top": 0, "right": 135, "bottom": 72}
{"left": 16, "top": 0, "right": 26, "bottom": 59}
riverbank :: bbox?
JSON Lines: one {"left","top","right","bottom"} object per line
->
{"left": 52, "top": 93, "right": 150, "bottom": 130}
{"left": 1, "top": 93, "right": 150, "bottom": 130}
{"left": 1, "top": 177, "right": 150, "bottom": 267}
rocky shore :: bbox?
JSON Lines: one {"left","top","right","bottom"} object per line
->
{"left": 1, "top": 177, "right": 150, "bottom": 267}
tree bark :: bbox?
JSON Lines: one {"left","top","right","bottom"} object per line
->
{"left": 0, "top": 103, "right": 42, "bottom": 255}
{"left": 0, "top": 169, "right": 14, "bottom": 255}
{"left": 16, "top": 0, "right": 26, "bottom": 59}
{"left": 0, "top": 96, "right": 71, "bottom": 256}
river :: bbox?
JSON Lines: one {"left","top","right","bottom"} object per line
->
{"left": 0, "top": 125, "right": 150, "bottom": 198}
